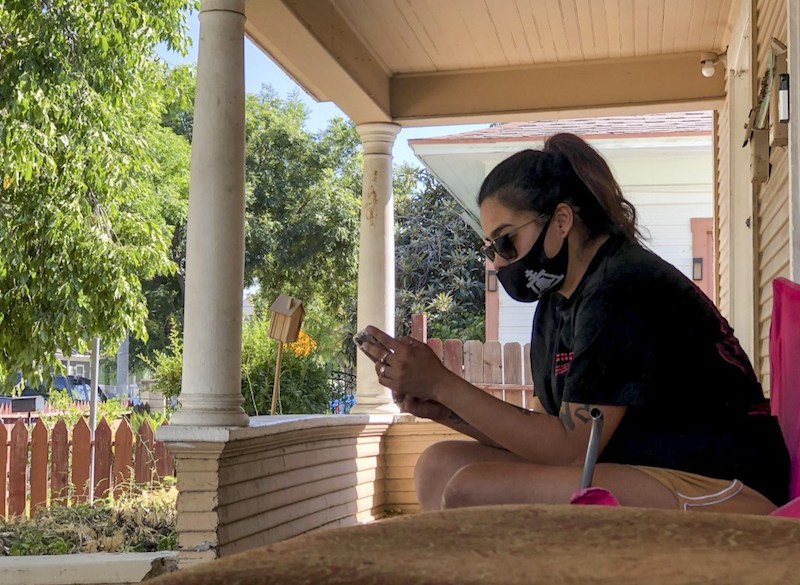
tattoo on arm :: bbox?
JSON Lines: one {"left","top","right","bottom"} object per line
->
{"left": 560, "top": 402, "right": 593, "bottom": 430}
{"left": 515, "top": 405, "right": 534, "bottom": 416}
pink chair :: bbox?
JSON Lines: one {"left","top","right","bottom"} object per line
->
{"left": 769, "top": 277, "right": 800, "bottom": 517}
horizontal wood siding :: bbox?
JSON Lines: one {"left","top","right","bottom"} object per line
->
{"left": 216, "top": 424, "right": 389, "bottom": 556}
{"left": 717, "top": 94, "right": 731, "bottom": 318}
{"left": 384, "top": 420, "right": 469, "bottom": 514}
{"left": 755, "top": 0, "right": 789, "bottom": 388}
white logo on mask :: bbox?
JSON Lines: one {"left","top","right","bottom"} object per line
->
{"left": 524, "top": 269, "right": 565, "bottom": 296}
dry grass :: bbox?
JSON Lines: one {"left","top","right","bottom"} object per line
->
{"left": 0, "top": 480, "right": 177, "bottom": 556}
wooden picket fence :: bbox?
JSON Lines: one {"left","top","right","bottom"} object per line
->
{"left": 410, "top": 314, "right": 534, "bottom": 408}
{"left": 0, "top": 417, "right": 174, "bottom": 519}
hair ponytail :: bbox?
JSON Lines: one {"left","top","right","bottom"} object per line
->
{"left": 478, "top": 133, "right": 641, "bottom": 243}
{"left": 543, "top": 133, "right": 640, "bottom": 242}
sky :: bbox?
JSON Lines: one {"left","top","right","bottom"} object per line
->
{"left": 156, "top": 11, "right": 488, "bottom": 167}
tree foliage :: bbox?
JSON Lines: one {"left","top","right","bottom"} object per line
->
{"left": 0, "top": 0, "right": 196, "bottom": 383}
{"left": 395, "top": 169, "right": 485, "bottom": 341}
{"left": 244, "top": 89, "right": 362, "bottom": 364}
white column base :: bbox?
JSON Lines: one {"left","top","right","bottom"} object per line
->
{"left": 171, "top": 392, "right": 249, "bottom": 427}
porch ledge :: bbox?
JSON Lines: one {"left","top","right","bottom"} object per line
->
{"left": 157, "top": 413, "right": 408, "bottom": 443}
{"left": 0, "top": 551, "right": 178, "bottom": 585}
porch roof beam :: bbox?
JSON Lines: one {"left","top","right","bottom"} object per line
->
{"left": 391, "top": 52, "right": 727, "bottom": 126}
{"left": 245, "top": 0, "right": 391, "bottom": 124}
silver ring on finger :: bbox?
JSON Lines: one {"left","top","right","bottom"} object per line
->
{"left": 380, "top": 350, "right": 391, "bottom": 364}
{"left": 379, "top": 363, "right": 387, "bottom": 377}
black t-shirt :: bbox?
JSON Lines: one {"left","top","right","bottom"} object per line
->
{"left": 531, "top": 236, "right": 790, "bottom": 505}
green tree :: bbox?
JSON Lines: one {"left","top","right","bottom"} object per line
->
{"left": 131, "top": 66, "right": 194, "bottom": 372}
{"left": 0, "top": 1, "right": 196, "bottom": 383}
{"left": 395, "top": 169, "right": 486, "bottom": 341}
{"left": 244, "top": 89, "right": 362, "bottom": 366}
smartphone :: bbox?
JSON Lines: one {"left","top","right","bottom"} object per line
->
{"left": 353, "top": 329, "right": 392, "bottom": 362}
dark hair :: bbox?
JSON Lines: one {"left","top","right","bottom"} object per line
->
{"left": 477, "top": 133, "right": 640, "bottom": 242}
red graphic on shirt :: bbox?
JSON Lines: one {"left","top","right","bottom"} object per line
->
{"left": 555, "top": 351, "right": 574, "bottom": 376}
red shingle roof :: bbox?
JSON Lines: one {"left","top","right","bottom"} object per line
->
{"left": 410, "top": 111, "right": 712, "bottom": 145}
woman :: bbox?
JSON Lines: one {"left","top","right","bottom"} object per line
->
{"left": 360, "top": 133, "right": 789, "bottom": 514}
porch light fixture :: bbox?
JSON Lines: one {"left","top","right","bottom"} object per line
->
{"left": 692, "top": 258, "right": 703, "bottom": 281}
{"left": 700, "top": 51, "right": 726, "bottom": 78}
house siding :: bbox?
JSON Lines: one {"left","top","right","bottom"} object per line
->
{"left": 716, "top": 93, "right": 732, "bottom": 319}
{"left": 754, "top": 0, "right": 789, "bottom": 389}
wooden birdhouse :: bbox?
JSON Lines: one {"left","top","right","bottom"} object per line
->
{"left": 268, "top": 294, "right": 304, "bottom": 343}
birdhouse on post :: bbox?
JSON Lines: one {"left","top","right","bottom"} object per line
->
{"left": 268, "top": 295, "right": 304, "bottom": 415}
{"left": 268, "top": 294, "right": 304, "bottom": 343}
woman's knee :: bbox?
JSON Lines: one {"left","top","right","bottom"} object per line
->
{"left": 441, "top": 462, "right": 493, "bottom": 509}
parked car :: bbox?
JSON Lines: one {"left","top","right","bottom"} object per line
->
{"left": 13, "top": 373, "right": 107, "bottom": 403}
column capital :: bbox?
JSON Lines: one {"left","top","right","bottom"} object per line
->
{"left": 200, "top": 0, "right": 245, "bottom": 14}
{"left": 356, "top": 122, "right": 401, "bottom": 156}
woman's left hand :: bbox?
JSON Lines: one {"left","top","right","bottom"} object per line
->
{"left": 360, "top": 325, "right": 452, "bottom": 403}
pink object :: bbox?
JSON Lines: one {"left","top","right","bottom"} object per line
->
{"left": 769, "top": 277, "right": 800, "bottom": 502}
{"left": 770, "top": 496, "right": 800, "bottom": 519}
{"left": 569, "top": 487, "right": 621, "bottom": 507}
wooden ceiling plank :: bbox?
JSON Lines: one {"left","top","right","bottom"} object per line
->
{"left": 687, "top": 0, "right": 708, "bottom": 52}
{"left": 618, "top": 0, "right": 636, "bottom": 57}
{"left": 486, "top": 0, "right": 529, "bottom": 66}
{"left": 575, "top": 0, "right": 599, "bottom": 60}
{"left": 697, "top": 0, "right": 725, "bottom": 50}
{"left": 559, "top": 0, "right": 587, "bottom": 60}
{"left": 588, "top": 0, "right": 611, "bottom": 60}
{"left": 672, "top": 0, "right": 695, "bottom": 53}
{"left": 345, "top": 0, "right": 426, "bottom": 73}
{"left": 661, "top": 0, "right": 679, "bottom": 54}
{"left": 605, "top": 0, "right": 623, "bottom": 58}
{"left": 633, "top": 0, "right": 649, "bottom": 55}
{"left": 647, "top": 0, "right": 665, "bottom": 54}
{"left": 423, "top": 0, "right": 483, "bottom": 70}
{"left": 390, "top": 0, "right": 444, "bottom": 71}
{"left": 519, "top": 0, "right": 558, "bottom": 63}
{"left": 544, "top": 0, "right": 571, "bottom": 61}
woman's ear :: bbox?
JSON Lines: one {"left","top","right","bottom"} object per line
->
{"left": 552, "top": 202, "right": 574, "bottom": 237}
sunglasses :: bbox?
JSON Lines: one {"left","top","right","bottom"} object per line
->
{"left": 480, "top": 217, "right": 541, "bottom": 262}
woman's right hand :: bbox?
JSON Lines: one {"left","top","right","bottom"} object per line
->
{"left": 394, "top": 395, "right": 452, "bottom": 421}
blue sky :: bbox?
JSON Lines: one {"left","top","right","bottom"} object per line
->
{"left": 156, "top": 11, "right": 487, "bottom": 167}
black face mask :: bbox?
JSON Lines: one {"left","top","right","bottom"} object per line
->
{"left": 496, "top": 217, "right": 569, "bottom": 302}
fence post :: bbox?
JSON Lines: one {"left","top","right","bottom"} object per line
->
{"left": 30, "top": 420, "right": 49, "bottom": 514}
{"left": 0, "top": 423, "right": 6, "bottom": 517}
{"left": 50, "top": 419, "right": 69, "bottom": 504}
{"left": 8, "top": 420, "right": 27, "bottom": 517}
{"left": 94, "top": 418, "right": 113, "bottom": 499}
{"left": 135, "top": 421, "right": 155, "bottom": 485}
{"left": 411, "top": 313, "right": 427, "bottom": 342}
{"left": 113, "top": 419, "right": 134, "bottom": 496}
{"left": 72, "top": 418, "right": 91, "bottom": 503}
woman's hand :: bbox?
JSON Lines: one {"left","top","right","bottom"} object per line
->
{"left": 359, "top": 325, "right": 453, "bottom": 403}
{"left": 394, "top": 396, "right": 453, "bottom": 421}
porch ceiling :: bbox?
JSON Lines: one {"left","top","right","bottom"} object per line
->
{"left": 245, "top": 0, "right": 736, "bottom": 126}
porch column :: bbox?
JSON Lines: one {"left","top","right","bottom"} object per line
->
{"left": 352, "top": 122, "right": 401, "bottom": 414}
{"left": 171, "top": 0, "right": 249, "bottom": 427}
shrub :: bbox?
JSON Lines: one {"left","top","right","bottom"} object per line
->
{"left": 241, "top": 314, "right": 331, "bottom": 415}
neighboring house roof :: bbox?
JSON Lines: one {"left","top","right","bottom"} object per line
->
{"left": 410, "top": 111, "right": 713, "bottom": 146}
{"left": 409, "top": 111, "right": 714, "bottom": 235}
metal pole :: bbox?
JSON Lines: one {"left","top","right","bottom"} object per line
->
{"left": 580, "top": 408, "right": 604, "bottom": 490}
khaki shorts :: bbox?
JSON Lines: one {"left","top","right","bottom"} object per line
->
{"left": 633, "top": 466, "right": 777, "bottom": 514}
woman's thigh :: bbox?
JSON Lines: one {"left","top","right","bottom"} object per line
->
{"left": 441, "top": 461, "right": 679, "bottom": 510}
{"left": 414, "top": 440, "right": 526, "bottom": 511}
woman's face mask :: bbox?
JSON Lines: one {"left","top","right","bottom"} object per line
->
{"left": 495, "top": 216, "right": 569, "bottom": 302}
